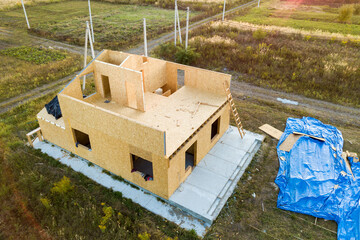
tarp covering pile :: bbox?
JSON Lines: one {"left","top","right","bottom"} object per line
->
{"left": 45, "top": 95, "right": 62, "bottom": 120}
{"left": 276, "top": 117, "right": 360, "bottom": 240}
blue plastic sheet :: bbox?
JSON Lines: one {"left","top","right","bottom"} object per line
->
{"left": 275, "top": 117, "right": 360, "bottom": 240}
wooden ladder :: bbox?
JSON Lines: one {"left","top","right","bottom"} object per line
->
{"left": 224, "top": 82, "right": 245, "bottom": 138}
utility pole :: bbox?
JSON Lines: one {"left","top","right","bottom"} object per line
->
{"left": 86, "top": 21, "right": 95, "bottom": 58}
{"left": 222, "top": 0, "right": 226, "bottom": 21}
{"left": 174, "top": 0, "right": 177, "bottom": 46}
{"left": 143, "top": 18, "right": 148, "bottom": 57}
{"left": 176, "top": 4, "right": 182, "bottom": 44}
{"left": 21, "top": 0, "right": 30, "bottom": 29}
{"left": 185, "top": 7, "right": 189, "bottom": 50}
{"left": 88, "top": 0, "right": 95, "bottom": 42}
{"left": 258, "top": 0, "right": 261, "bottom": 7}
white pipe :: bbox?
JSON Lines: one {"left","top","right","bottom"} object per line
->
{"left": 86, "top": 21, "right": 95, "bottom": 58}
{"left": 176, "top": 5, "right": 182, "bottom": 44}
{"left": 82, "top": 23, "right": 89, "bottom": 91}
{"left": 21, "top": 0, "right": 30, "bottom": 29}
{"left": 185, "top": 7, "right": 189, "bottom": 50}
{"left": 88, "top": 0, "right": 95, "bottom": 42}
{"left": 222, "top": 0, "right": 226, "bottom": 21}
{"left": 174, "top": 0, "right": 177, "bottom": 46}
{"left": 143, "top": 18, "right": 148, "bottom": 57}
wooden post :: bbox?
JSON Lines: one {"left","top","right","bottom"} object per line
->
{"left": 176, "top": 4, "right": 182, "bottom": 44}
{"left": 143, "top": 18, "right": 148, "bottom": 57}
{"left": 222, "top": 0, "right": 226, "bottom": 21}
{"left": 88, "top": 0, "right": 95, "bottom": 42}
{"left": 21, "top": 0, "right": 30, "bottom": 29}
{"left": 174, "top": 0, "right": 177, "bottom": 46}
{"left": 86, "top": 21, "right": 95, "bottom": 59}
{"left": 185, "top": 7, "right": 189, "bottom": 50}
{"left": 83, "top": 23, "right": 89, "bottom": 91}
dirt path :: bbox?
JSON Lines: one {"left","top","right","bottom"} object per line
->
{"left": 231, "top": 80, "right": 360, "bottom": 127}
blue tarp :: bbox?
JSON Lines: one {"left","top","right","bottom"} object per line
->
{"left": 275, "top": 117, "right": 360, "bottom": 240}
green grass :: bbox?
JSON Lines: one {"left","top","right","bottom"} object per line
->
{"left": 0, "top": 1, "right": 199, "bottom": 50}
{"left": 233, "top": 0, "right": 360, "bottom": 35}
{"left": 0, "top": 46, "right": 66, "bottom": 64}
{"left": 153, "top": 24, "right": 360, "bottom": 107}
{"left": 0, "top": 46, "right": 81, "bottom": 103}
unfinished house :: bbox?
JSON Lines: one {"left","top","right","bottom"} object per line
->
{"left": 35, "top": 50, "right": 237, "bottom": 199}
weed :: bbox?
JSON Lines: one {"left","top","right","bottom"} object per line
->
{"left": 0, "top": 46, "right": 66, "bottom": 64}
{"left": 98, "top": 205, "right": 114, "bottom": 232}
{"left": 252, "top": 28, "right": 267, "bottom": 40}
{"left": 138, "top": 232, "right": 151, "bottom": 240}
{"left": 40, "top": 197, "right": 51, "bottom": 209}
{"left": 338, "top": 4, "right": 354, "bottom": 23}
{"left": 88, "top": 162, "right": 94, "bottom": 167}
{"left": 50, "top": 176, "right": 74, "bottom": 195}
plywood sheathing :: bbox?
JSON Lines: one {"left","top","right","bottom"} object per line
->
{"left": 259, "top": 124, "right": 283, "bottom": 140}
{"left": 166, "top": 62, "right": 231, "bottom": 96}
{"left": 93, "top": 60, "right": 145, "bottom": 111}
{"left": 279, "top": 134, "right": 302, "bottom": 152}
{"left": 61, "top": 77, "right": 84, "bottom": 100}
{"left": 58, "top": 93, "right": 165, "bottom": 156}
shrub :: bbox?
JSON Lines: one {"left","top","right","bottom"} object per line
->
{"left": 252, "top": 29, "right": 267, "bottom": 41}
{"left": 354, "top": 4, "right": 360, "bottom": 15}
{"left": 138, "top": 232, "right": 151, "bottom": 240}
{"left": 338, "top": 5, "right": 354, "bottom": 23}
{"left": 174, "top": 46, "right": 200, "bottom": 65}
{"left": 50, "top": 176, "right": 74, "bottom": 195}
{"left": 98, "top": 206, "right": 114, "bottom": 233}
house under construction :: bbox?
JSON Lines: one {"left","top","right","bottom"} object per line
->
{"left": 32, "top": 50, "right": 244, "bottom": 199}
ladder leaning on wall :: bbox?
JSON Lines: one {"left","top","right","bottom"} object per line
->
{"left": 223, "top": 82, "right": 245, "bottom": 139}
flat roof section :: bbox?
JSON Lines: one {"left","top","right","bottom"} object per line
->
{"left": 84, "top": 86, "right": 227, "bottom": 157}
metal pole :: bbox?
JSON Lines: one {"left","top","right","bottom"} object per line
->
{"left": 86, "top": 21, "right": 95, "bottom": 58}
{"left": 88, "top": 0, "right": 95, "bottom": 42}
{"left": 176, "top": 5, "right": 182, "bottom": 44}
{"left": 258, "top": 0, "right": 260, "bottom": 7}
{"left": 174, "top": 0, "right": 177, "bottom": 46}
{"left": 21, "top": 0, "right": 30, "bottom": 29}
{"left": 143, "top": 18, "right": 148, "bottom": 57}
{"left": 83, "top": 23, "right": 89, "bottom": 91}
{"left": 222, "top": 0, "right": 226, "bottom": 21}
{"left": 185, "top": 7, "right": 189, "bottom": 50}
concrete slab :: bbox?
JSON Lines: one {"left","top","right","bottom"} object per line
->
{"left": 33, "top": 126, "right": 264, "bottom": 236}
{"left": 197, "top": 154, "right": 237, "bottom": 179}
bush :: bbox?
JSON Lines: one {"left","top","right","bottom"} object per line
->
{"left": 252, "top": 29, "right": 267, "bottom": 41}
{"left": 50, "top": 176, "right": 74, "bottom": 195}
{"left": 354, "top": 4, "right": 360, "bottom": 15}
{"left": 338, "top": 4, "right": 354, "bottom": 23}
{"left": 174, "top": 46, "right": 200, "bottom": 65}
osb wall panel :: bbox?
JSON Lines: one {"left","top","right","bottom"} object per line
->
{"left": 167, "top": 105, "right": 230, "bottom": 196}
{"left": 106, "top": 50, "right": 128, "bottom": 65}
{"left": 142, "top": 58, "right": 167, "bottom": 93}
{"left": 41, "top": 114, "right": 170, "bottom": 198}
{"left": 58, "top": 93, "right": 165, "bottom": 156}
{"left": 61, "top": 77, "right": 84, "bottom": 100}
{"left": 166, "top": 62, "right": 231, "bottom": 96}
{"left": 38, "top": 119, "right": 72, "bottom": 150}
{"left": 93, "top": 60, "right": 145, "bottom": 111}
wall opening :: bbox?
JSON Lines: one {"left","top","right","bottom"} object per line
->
{"left": 73, "top": 129, "right": 91, "bottom": 150}
{"left": 82, "top": 72, "right": 96, "bottom": 98}
{"left": 185, "top": 141, "right": 196, "bottom": 171}
{"left": 177, "top": 69, "right": 185, "bottom": 87}
{"left": 101, "top": 75, "right": 111, "bottom": 99}
{"left": 131, "top": 154, "right": 153, "bottom": 181}
{"left": 211, "top": 117, "right": 220, "bottom": 140}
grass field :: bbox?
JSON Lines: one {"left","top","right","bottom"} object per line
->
{"left": 233, "top": 0, "right": 360, "bottom": 35}
{"left": 0, "top": 30, "right": 82, "bottom": 103}
{"left": 1, "top": 85, "right": 359, "bottom": 239}
{"left": 153, "top": 23, "right": 360, "bottom": 107}
{"left": 0, "top": 1, "right": 199, "bottom": 50}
